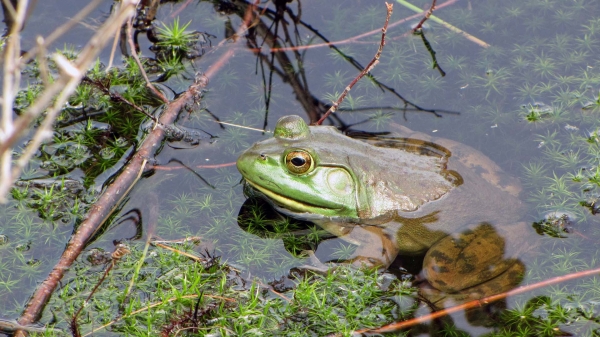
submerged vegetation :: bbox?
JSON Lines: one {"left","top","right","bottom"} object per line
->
{"left": 1, "top": 0, "right": 600, "bottom": 336}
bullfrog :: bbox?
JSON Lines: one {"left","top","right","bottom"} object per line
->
{"left": 237, "top": 115, "right": 529, "bottom": 304}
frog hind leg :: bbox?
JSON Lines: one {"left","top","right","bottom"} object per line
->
{"left": 422, "top": 223, "right": 525, "bottom": 305}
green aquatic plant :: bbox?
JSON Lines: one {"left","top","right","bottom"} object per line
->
{"left": 476, "top": 67, "right": 511, "bottom": 99}
{"left": 213, "top": 68, "right": 239, "bottom": 89}
{"left": 325, "top": 70, "right": 350, "bottom": 90}
{"left": 545, "top": 172, "right": 574, "bottom": 199}
{"left": 157, "top": 55, "right": 185, "bottom": 79}
{"left": 56, "top": 44, "right": 79, "bottom": 61}
{"left": 367, "top": 110, "right": 394, "bottom": 130}
{"left": 516, "top": 82, "right": 544, "bottom": 101}
{"left": 524, "top": 15, "right": 545, "bottom": 33}
{"left": 552, "top": 86, "right": 579, "bottom": 107}
{"left": 156, "top": 17, "right": 197, "bottom": 57}
{"left": 554, "top": 149, "right": 581, "bottom": 170}
{"left": 575, "top": 33, "right": 597, "bottom": 52}
{"left": 559, "top": 50, "right": 588, "bottom": 71}
{"left": 444, "top": 55, "right": 467, "bottom": 71}
{"left": 417, "top": 74, "right": 445, "bottom": 94}
{"left": 552, "top": 9, "right": 576, "bottom": 27}
{"left": 582, "top": 18, "right": 600, "bottom": 35}
{"left": 220, "top": 127, "right": 249, "bottom": 154}
{"left": 327, "top": 46, "right": 357, "bottom": 65}
{"left": 354, "top": 5, "right": 383, "bottom": 30}
{"left": 548, "top": 34, "right": 572, "bottom": 55}
{"left": 523, "top": 162, "right": 549, "bottom": 187}
{"left": 340, "top": 94, "right": 365, "bottom": 110}
{"left": 532, "top": 53, "right": 557, "bottom": 79}
{"left": 330, "top": 242, "right": 356, "bottom": 261}
{"left": 505, "top": 6, "right": 524, "bottom": 18}
{"left": 479, "top": 21, "right": 497, "bottom": 34}
{"left": 577, "top": 68, "right": 600, "bottom": 90}
{"left": 384, "top": 65, "right": 411, "bottom": 84}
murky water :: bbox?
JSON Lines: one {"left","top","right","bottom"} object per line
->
{"left": 2, "top": 0, "right": 600, "bottom": 335}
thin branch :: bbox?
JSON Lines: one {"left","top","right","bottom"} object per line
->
{"left": 416, "top": 30, "right": 446, "bottom": 76}
{"left": 315, "top": 2, "right": 393, "bottom": 125}
{"left": 265, "top": 0, "right": 458, "bottom": 53}
{"left": 355, "top": 266, "right": 600, "bottom": 334}
{"left": 126, "top": 18, "right": 169, "bottom": 103}
{"left": 411, "top": 0, "right": 437, "bottom": 32}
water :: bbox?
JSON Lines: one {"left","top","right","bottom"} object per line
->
{"left": 2, "top": 0, "right": 600, "bottom": 335}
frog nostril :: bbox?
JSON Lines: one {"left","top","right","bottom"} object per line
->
{"left": 259, "top": 154, "right": 267, "bottom": 160}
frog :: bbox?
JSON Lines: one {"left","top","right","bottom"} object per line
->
{"left": 236, "top": 115, "right": 529, "bottom": 305}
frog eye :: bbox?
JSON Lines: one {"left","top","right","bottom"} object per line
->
{"left": 285, "top": 150, "right": 313, "bottom": 174}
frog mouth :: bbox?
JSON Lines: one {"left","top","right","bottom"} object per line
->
{"left": 244, "top": 179, "right": 343, "bottom": 214}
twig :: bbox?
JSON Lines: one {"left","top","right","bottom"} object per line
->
{"left": 266, "top": 0, "right": 458, "bottom": 53}
{"left": 415, "top": 30, "right": 446, "bottom": 76}
{"left": 355, "top": 266, "right": 600, "bottom": 334}
{"left": 106, "top": 24, "right": 121, "bottom": 71}
{"left": 126, "top": 18, "right": 169, "bottom": 103}
{"left": 315, "top": 3, "right": 393, "bottom": 125}
{"left": 397, "top": 0, "right": 489, "bottom": 48}
{"left": 411, "top": 0, "right": 437, "bottom": 32}
{"left": 211, "top": 120, "right": 271, "bottom": 132}
{"left": 0, "top": 0, "right": 28, "bottom": 203}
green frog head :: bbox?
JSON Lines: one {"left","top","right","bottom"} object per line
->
{"left": 236, "top": 115, "right": 457, "bottom": 222}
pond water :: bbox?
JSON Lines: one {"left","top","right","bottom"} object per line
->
{"left": 2, "top": 0, "right": 600, "bottom": 335}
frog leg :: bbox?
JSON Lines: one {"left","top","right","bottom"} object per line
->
{"left": 422, "top": 223, "right": 525, "bottom": 305}
{"left": 316, "top": 220, "right": 401, "bottom": 268}
{"left": 351, "top": 225, "right": 404, "bottom": 268}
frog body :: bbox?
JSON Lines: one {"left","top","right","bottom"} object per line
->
{"left": 237, "top": 115, "right": 527, "bottom": 303}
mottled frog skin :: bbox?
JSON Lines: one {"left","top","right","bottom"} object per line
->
{"left": 237, "top": 115, "right": 528, "bottom": 305}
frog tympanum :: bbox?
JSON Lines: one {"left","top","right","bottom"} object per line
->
{"left": 237, "top": 115, "right": 529, "bottom": 305}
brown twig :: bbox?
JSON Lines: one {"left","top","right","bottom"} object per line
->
{"left": 355, "top": 266, "right": 600, "bottom": 334}
{"left": 315, "top": 2, "right": 393, "bottom": 125}
{"left": 412, "top": 0, "right": 437, "bottom": 33}
{"left": 126, "top": 18, "right": 170, "bottom": 104}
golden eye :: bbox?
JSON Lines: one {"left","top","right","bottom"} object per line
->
{"left": 285, "top": 150, "right": 313, "bottom": 174}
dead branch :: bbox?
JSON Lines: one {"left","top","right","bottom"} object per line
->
{"left": 315, "top": 2, "right": 393, "bottom": 125}
{"left": 355, "top": 266, "right": 600, "bottom": 334}
{"left": 412, "top": 0, "right": 437, "bottom": 33}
